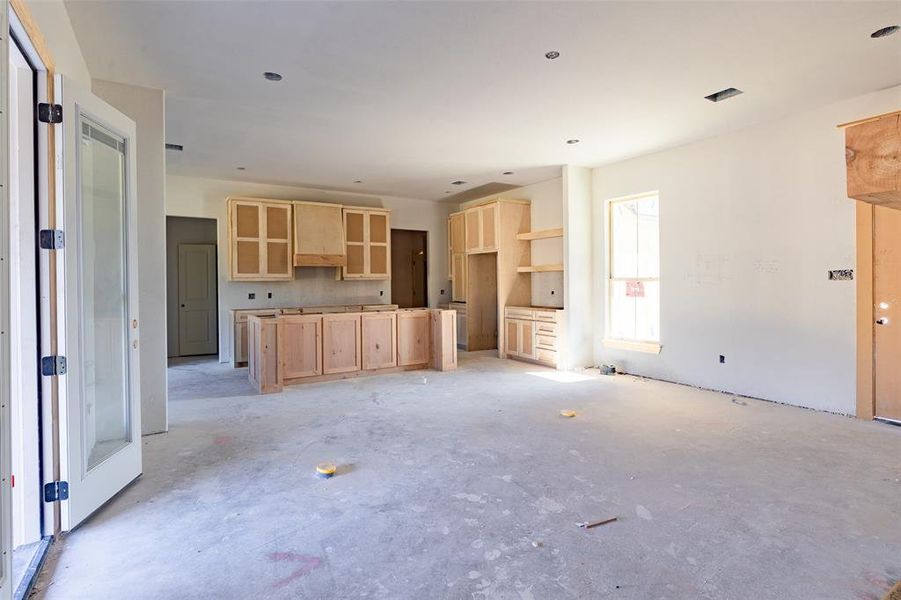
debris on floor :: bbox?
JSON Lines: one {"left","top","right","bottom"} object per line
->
{"left": 732, "top": 397, "right": 748, "bottom": 406}
{"left": 315, "top": 463, "right": 337, "bottom": 479}
{"left": 600, "top": 364, "right": 616, "bottom": 375}
{"left": 578, "top": 517, "right": 618, "bottom": 529}
{"left": 884, "top": 581, "right": 901, "bottom": 600}
{"left": 560, "top": 409, "right": 576, "bottom": 418}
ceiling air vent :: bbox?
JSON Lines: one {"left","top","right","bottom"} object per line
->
{"left": 704, "top": 88, "right": 743, "bottom": 103}
{"left": 165, "top": 143, "right": 184, "bottom": 151}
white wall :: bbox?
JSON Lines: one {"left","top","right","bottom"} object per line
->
{"left": 166, "top": 175, "right": 453, "bottom": 363}
{"left": 591, "top": 85, "right": 901, "bottom": 415}
{"left": 23, "top": 0, "right": 91, "bottom": 86}
{"left": 562, "top": 166, "right": 594, "bottom": 369}
{"left": 93, "top": 80, "right": 168, "bottom": 435}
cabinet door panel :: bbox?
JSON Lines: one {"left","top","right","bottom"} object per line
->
{"left": 481, "top": 204, "right": 497, "bottom": 251}
{"left": 397, "top": 312, "right": 431, "bottom": 365}
{"left": 323, "top": 315, "right": 362, "bottom": 374}
{"left": 520, "top": 320, "right": 534, "bottom": 359}
{"left": 451, "top": 253, "right": 466, "bottom": 302}
{"left": 346, "top": 245, "right": 365, "bottom": 276}
{"left": 267, "top": 241, "right": 290, "bottom": 275}
{"left": 236, "top": 240, "right": 260, "bottom": 275}
{"left": 345, "top": 211, "right": 365, "bottom": 243}
{"left": 266, "top": 205, "right": 290, "bottom": 239}
{"left": 505, "top": 319, "right": 519, "bottom": 357}
{"left": 279, "top": 317, "right": 322, "bottom": 379}
{"left": 370, "top": 245, "right": 388, "bottom": 277}
{"left": 236, "top": 204, "right": 260, "bottom": 237}
{"left": 465, "top": 209, "right": 480, "bottom": 252}
{"left": 369, "top": 212, "right": 388, "bottom": 244}
{"left": 362, "top": 313, "right": 397, "bottom": 370}
{"left": 451, "top": 213, "right": 466, "bottom": 254}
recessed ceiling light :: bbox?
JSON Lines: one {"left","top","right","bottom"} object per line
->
{"left": 705, "top": 87, "right": 743, "bottom": 102}
{"left": 165, "top": 143, "right": 183, "bottom": 151}
{"left": 451, "top": 180, "right": 467, "bottom": 185}
{"left": 565, "top": 139, "right": 580, "bottom": 145}
{"left": 871, "top": 25, "right": 900, "bottom": 38}
{"left": 263, "top": 71, "right": 283, "bottom": 81}
{"left": 545, "top": 50, "right": 560, "bottom": 60}
{"left": 503, "top": 171, "right": 514, "bottom": 175}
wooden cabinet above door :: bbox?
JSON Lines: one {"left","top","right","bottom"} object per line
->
{"left": 228, "top": 198, "right": 293, "bottom": 281}
{"left": 464, "top": 202, "right": 499, "bottom": 254}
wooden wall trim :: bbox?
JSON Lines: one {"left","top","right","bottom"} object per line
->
{"left": 856, "top": 201, "right": 875, "bottom": 419}
{"left": 9, "top": 0, "right": 55, "bottom": 70}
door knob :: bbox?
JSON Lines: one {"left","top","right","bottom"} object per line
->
{"left": 876, "top": 318, "right": 889, "bottom": 325}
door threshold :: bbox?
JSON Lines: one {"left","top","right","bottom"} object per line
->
{"left": 875, "top": 417, "right": 901, "bottom": 427}
{"left": 14, "top": 536, "right": 52, "bottom": 600}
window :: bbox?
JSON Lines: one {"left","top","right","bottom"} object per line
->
{"left": 606, "top": 193, "right": 660, "bottom": 351}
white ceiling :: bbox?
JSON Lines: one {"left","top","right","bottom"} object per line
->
{"left": 65, "top": 1, "right": 901, "bottom": 201}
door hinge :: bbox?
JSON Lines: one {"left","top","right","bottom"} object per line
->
{"left": 38, "top": 103, "right": 63, "bottom": 124}
{"left": 41, "top": 355, "right": 67, "bottom": 376}
{"left": 39, "top": 229, "right": 65, "bottom": 250}
{"left": 43, "top": 481, "right": 69, "bottom": 503}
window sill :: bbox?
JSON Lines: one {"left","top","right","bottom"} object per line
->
{"left": 602, "top": 338, "right": 662, "bottom": 354}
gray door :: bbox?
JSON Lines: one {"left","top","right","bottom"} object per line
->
{"left": 178, "top": 244, "right": 218, "bottom": 356}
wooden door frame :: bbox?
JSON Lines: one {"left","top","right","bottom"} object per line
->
{"left": 9, "top": 0, "right": 61, "bottom": 536}
{"left": 857, "top": 201, "right": 876, "bottom": 420}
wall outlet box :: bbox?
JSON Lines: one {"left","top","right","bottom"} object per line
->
{"left": 828, "top": 269, "right": 853, "bottom": 281}
{"left": 248, "top": 293, "right": 255, "bottom": 300}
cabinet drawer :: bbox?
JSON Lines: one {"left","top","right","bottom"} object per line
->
{"left": 534, "top": 310, "right": 559, "bottom": 323}
{"left": 535, "top": 334, "right": 557, "bottom": 350}
{"left": 536, "top": 348, "right": 557, "bottom": 365}
{"left": 534, "top": 321, "right": 557, "bottom": 336}
{"left": 505, "top": 307, "right": 534, "bottom": 320}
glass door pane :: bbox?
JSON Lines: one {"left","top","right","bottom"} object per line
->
{"left": 78, "top": 118, "right": 131, "bottom": 471}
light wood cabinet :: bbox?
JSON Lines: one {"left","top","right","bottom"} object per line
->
{"left": 397, "top": 310, "right": 430, "bottom": 366}
{"left": 451, "top": 253, "right": 467, "bottom": 302}
{"left": 228, "top": 198, "right": 293, "bottom": 281}
{"left": 362, "top": 312, "right": 397, "bottom": 370}
{"left": 430, "top": 310, "right": 457, "bottom": 371}
{"left": 322, "top": 314, "right": 362, "bottom": 374}
{"left": 343, "top": 208, "right": 391, "bottom": 279}
{"left": 278, "top": 315, "right": 322, "bottom": 379}
{"left": 505, "top": 318, "right": 535, "bottom": 360}
{"left": 464, "top": 203, "right": 499, "bottom": 254}
{"left": 233, "top": 309, "right": 280, "bottom": 366}
{"left": 293, "top": 201, "right": 346, "bottom": 267}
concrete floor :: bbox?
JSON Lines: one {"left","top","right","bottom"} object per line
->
{"left": 32, "top": 352, "right": 901, "bottom": 599}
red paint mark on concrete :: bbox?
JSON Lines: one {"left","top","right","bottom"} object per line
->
{"left": 213, "top": 436, "right": 233, "bottom": 445}
{"left": 267, "top": 552, "right": 322, "bottom": 589}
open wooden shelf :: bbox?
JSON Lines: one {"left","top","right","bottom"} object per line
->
{"left": 516, "top": 227, "right": 563, "bottom": 241}
{"left": 517, "top": 264, "right": 564, "bottom": 273}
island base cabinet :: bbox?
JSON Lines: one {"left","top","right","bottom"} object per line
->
{"left": 278, "top": 315, "right": 322, "bottom": 379}
{"left": 362, "top": 312, "right": 397, "bottom": 370}
{"left": 397, "top": 311, "right": 431, "bottom": 366}
{"left": 323, "top": 314, "right": 363, "bottom": 374}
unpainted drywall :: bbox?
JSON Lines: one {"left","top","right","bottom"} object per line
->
{"left": 166, "top": 175, "right": 453, "bottom": 363}
{"left": 591, "top": 84, "right": 901, "bottom": 415}
{"left": 93, "top": 79, "right": 168, "bottom": 435}
{"left": 166, "top": 216, "right": 218, "bottom": 357}
{"left": 22, "top": 0, "right": 91, "bottom": 85}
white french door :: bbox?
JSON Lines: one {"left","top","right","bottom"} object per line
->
{"left": 1, "top": 0, "right": 12, "bottom": 594}
{"left": 57, "top": 76, "right": 142, "bottom": 529}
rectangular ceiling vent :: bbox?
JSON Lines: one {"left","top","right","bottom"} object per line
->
{"left": 165, "top": 143, "right": 184, "bottom": 151}
{"left": 705, "top": 88, "right": 743, "bottom": 103}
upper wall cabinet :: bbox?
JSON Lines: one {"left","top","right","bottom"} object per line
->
{"left": 844, "top": 111, "right": 901, "bottom": 209}
{"left": 464, "top": 202, "right": 499, "bottom": 254}
{"left": 228, "top": 198, "right": 293, "bottom": 281}
{"left": 293, "top": 201, "right": 346, "bottom": 267}
{"left": 342, "top": 208, "right": 391, "bottom": 280}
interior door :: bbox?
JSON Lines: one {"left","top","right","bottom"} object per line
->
{"left": 874, "top": 205, "right": 901, "bottom": 422}
{"left": 1, "top": 0, "right": 13, "bottom": 593}
{"left": 58, "top": 76, "right": 141, "bottom": 529}
{"left": 178, "top": 243, "right": 217, "bottom": 356}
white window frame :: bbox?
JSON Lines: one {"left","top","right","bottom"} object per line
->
{"left": 603, "top": 192, "right": 662, "bottom": 354}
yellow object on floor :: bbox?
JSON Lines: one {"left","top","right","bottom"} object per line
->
{"left": 885, "top": 582, "right": 901, "bottom": 600}
{"left": 560, "top": 410, "right": 576, "bottom": 418}
{"left": 316, "top": 463, "right": 337, "bottom": 478}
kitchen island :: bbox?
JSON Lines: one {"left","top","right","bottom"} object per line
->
{"left": 246, "top": 308, "right": 457, "bottom": 393}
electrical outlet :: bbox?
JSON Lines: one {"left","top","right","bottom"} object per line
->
{"left": 550, "top": 290, "right": 555, "bottom": 296}
{"left": 719, "top": 355, "right": 726, "bottom": 364}
{"left": 267, "top": 292, "right": 272, "bottom": 299}
{"left": 440, "top": 289, "right": 445, "bottom": 295}
{"left": 380, "top": 290, "right": 384, "bottom": 296}
{"left": 248, "top": 293, "right": 255, "bottom": 300}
